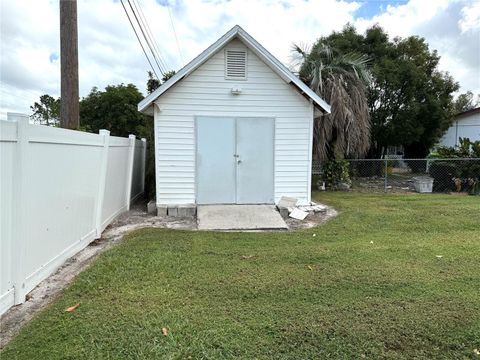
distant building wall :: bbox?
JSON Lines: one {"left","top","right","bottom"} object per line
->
{"left": 439, "top": 109, "right": 480, "bottom": 147}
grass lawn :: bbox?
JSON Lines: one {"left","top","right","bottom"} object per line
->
{"left": 3, "top": 193, "right": 480, "bottom": 359}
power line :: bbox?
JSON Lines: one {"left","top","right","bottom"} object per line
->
{"left": 167, "top": 5, "right": 183, "bottom": 64}
{"left": 126, "top": 0, "right": 165, "bottom": 76}
{"left": 133, "top": 0, "right": 168, "bottom": 73}
{"left": 131, "top": 0, "right": 167, "bottom": 73}
{"left": 119, "top": 0, "right": 159, "bottom": 78}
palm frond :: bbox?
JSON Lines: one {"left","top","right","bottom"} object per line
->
{"left": 294, "top": 41, "right": 372, "bottom": 160}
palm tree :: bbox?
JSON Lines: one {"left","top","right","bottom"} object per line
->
{"left": 293, "top": 43, "right": 372, "bottom": 160}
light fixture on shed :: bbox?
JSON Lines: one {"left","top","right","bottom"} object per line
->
{"left": 231, "top": 86, "right": 242, "bottom": 95}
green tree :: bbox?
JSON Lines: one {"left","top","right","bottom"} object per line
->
{"left": 294, "top": 43, "right": 372, "bottom": 160}
{"left": 320, "top": 24, "right": 459, "bottom": 158}
{"left": 80, "top": 84, "right": 146, "bottom": 137}
{"left": 30, "top": 94, "right": 60, "bottom": 126}
{"left": 162, "top": 70, "right": 176, "bottom": 83}
{"left": 146, "top": 71, "right": 161, "bottom": 94}
{"left": 146, "top": 70, "right": 176, "bottom": 94}
{"left": 454, "top": 91, "right": 480, "bottom": 113}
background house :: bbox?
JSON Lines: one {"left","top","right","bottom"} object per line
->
{"left": 139, "top": 25, "right": 330, "bottom": 214}
{"left": 438, "top": 107, "right": 480, "bottom": 147}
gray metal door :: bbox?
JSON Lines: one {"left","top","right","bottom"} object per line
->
{"left": 196, "top": 116, "right": 274, "bottom": 204}
{"left": 196, "top": 117, "right": 236, "bottom": 204}
{"left": 236, "top": 117, "right": 274, "bottom": 204}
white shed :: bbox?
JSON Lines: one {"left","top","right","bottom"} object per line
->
{"left": 438, "top": 107, "right": 480, "bottom": 147}
{"left": 139, "top": 25, "right": 330, "bottom": 214}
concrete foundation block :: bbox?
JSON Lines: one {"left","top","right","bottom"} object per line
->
{"left": 177, "top": 204, "right": 197, "bottom": 217}
{"left": 167, "top": 206, "right": 178, "bottom": 217}
{"left": 277, "top": 206, "right": 290, "bottom": 219}
{"left": 277, "top": 196, "right": 298, "bottom": 208}
{"left": 157, "top": 205, "right": 168, "bottom": 217}
{"left": 147, "top": 200, "right": 157, "bottom": 215}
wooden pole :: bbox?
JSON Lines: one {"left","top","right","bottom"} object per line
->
{"left": 60, "top": 0, "right": 79, "bottom": 129}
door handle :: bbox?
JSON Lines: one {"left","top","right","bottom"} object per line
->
{"left": 237, "top": 159, "right": 242, "bottom": 164}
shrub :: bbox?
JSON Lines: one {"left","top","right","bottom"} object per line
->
{"left": 429, "top": 161, "right": 479, "bottom": 194}
{"left": 428, "top": 162, "right": 459, "bottom": 192}
{"left": 430, "top": 137, "right": 480, "bottom": 159}
{"left": 429, "top": 138, "right": 480, "bottom": 195}
{"left": 322, "top": 160, "right": 351, "bottom": 190}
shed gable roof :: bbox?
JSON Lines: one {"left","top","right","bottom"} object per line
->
{"left": 138, "top": 25, "right": 331, "bottom": 114}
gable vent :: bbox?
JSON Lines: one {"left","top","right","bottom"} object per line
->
{"left": 225, "top": 49, "right": 247, "bottom": 80}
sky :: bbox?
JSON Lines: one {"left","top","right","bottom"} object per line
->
{"left": 1, "top": 0, "right": 479, "bottom": 118}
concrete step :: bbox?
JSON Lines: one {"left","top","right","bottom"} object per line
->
{"left": 197, "top": 204, "right": 288, "bottom": 230}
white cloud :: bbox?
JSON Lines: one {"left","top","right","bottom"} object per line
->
{"left": 354, "top": 0, "right": 480, "bottom": 96}
{"left": 355, "top": 0, "right": 451, "bottom": 38}
{"left": 156, "top": 0, "right": 361, "bottom": 69}
{"left": 459, "top": 1, "right": 480, "bottom": 33}
{"left": 0, "top": 0, "right": 479, "bottom": 118}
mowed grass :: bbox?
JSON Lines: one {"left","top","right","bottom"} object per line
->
{"left": 3, "top": 193, "right": 480, "bottom": 359}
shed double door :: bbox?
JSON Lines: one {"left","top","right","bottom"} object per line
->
{"left": 196, "top": 117, "right": 274, "bottom": 204}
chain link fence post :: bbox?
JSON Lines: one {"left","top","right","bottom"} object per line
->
{"left": 384, "top": 158, "right": 388, "bottom": 192}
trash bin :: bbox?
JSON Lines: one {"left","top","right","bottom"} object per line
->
{"left": 413, "top": 176, "right": 434, "bottom": 193}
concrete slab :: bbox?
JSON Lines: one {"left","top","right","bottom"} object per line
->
{"left": 197, "top": 204, "right": 288, "bottom": 230}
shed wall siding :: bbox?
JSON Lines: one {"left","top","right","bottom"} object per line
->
{"left": 154, "top": 38, "right": 313, "bottom": 205}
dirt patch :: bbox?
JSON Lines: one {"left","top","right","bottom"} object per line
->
{"left": 351, "top": 176, "right": 415, "bottom": 192}
{"left": 285, "top": 206, "right": 338, "bottom": 230}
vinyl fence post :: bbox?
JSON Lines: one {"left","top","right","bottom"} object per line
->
{"left": 384, "top": 158, "right": 388, "bottom": 193}
{"left": 141, "top": 138, "right": 146, "bottom": 195}
{"left": 125, "top": 134, "right": 136, "bottom": 211}
{"left": 95, "top": 129, "right": 110, "bottom": 238}
{"left": 10, "top": 113, "right": 29, "bottom": 305}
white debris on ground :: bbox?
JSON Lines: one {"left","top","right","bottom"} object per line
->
{"left": 276, "top": 196, "right": 328, "bottom": 221}
{"left": 289, "top": 208, "right": 309, "bottom": 220}
{"left": 297, "top": 203, "right": 328, "bottom": 213}
{"left": 281, "top": 200, "right": 338, "bottom": 230}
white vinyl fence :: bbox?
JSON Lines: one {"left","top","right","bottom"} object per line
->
{"left": 0, "top": 113, "right": 146, "bottom": 315}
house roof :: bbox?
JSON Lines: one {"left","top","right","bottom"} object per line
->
{"left": 138, "top": 25, "right": 331, "bottom": 114}
{"left": 455, "top": 107, "right": 480, "bottom": 119}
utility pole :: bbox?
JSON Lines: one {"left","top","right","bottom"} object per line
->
{"left": 60, "top": 0, "right": 79, "bottom": 129}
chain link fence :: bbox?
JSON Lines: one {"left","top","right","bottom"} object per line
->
{"left": 312, "top": 158, "right": 480, "bottom": 194}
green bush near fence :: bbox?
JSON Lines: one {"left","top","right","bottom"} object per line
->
{"left": 428, "top": 138, "right": 480, "bottom": 195}
{"left": 321, "top": 160, "right": 351, "bottom": 189}
{"left": 428, "top": 161, "right": 479, "bottom": 194}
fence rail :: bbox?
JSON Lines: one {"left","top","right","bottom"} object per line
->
{"left": 0, "top": 113, "right": 146, "bottom": 315}
{"left": 313, "top": 158, "right": 480, "bottom": 194}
